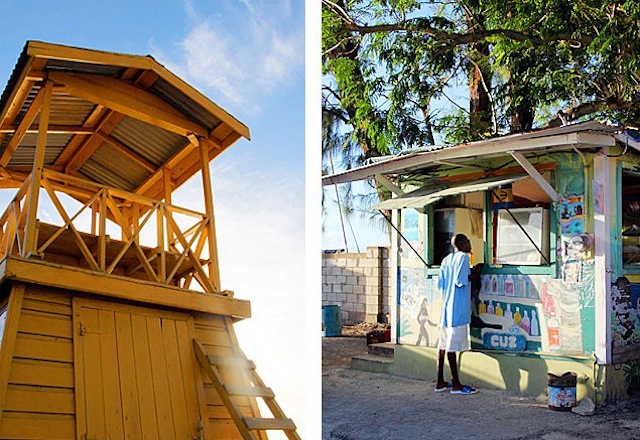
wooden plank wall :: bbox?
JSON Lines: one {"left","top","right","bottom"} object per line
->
{"left": 0, "top": 282, "right": 260, "bottom": 440}
{"left": 193, "top": 313, "right": 264, "bottom": 439}
{"left": 0, "top": 283, "right": 75, "bottom": 439}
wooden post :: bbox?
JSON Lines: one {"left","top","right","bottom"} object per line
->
{"left": 198, "top": 139, "right": 221, "bottom": 292}
{"left": 163, "top": 168, "right": 174, "bottom": 248}
{"left": 23, "top": 80, "right": 53, "bottom": 257}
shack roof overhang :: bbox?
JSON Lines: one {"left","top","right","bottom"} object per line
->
{"left": 0, "top": 41, "right": 250, "bottom": 200}
{"left": 322, "top": 121, "right": 631, "bottom": 187}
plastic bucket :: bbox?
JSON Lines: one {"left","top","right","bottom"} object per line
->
{"left": 548, "top": 372, "right": 577, "bottom": 411}
{"left": 322, "top": 305, "right": 342, "bottom": 337}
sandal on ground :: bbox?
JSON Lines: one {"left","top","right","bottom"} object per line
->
{"left": 450, "top": 385, "right": 478, "bottom": 395}
{"left": 434, "top": 382, "right": 453, "bottom": 393}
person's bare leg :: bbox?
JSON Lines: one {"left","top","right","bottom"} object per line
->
{"left": 436, "top": 349, "right": 448, "bottom": 388}
{"left": 448, "top": 351, "right": 462, "bottom": 389}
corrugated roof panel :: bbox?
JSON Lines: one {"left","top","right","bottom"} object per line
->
{"left": 8, "top": 133, "right": 71, "bottom": 166}
{"left": 44, "top": 58, "right": 125, "bottom": 77}
{"left": 13, "top": 86, "right": 96, "bottom": 127}
{"left": 46, "top": 91, "right": 96, "bottom": 126}
{"left": 150, "top": 78, "right": 221, "bottom": 132}
{"left": 110, "top": 116, "right": 184, "bottom": 167}
{"left": 79, "top": 142, "right": 151, "bottom": 191}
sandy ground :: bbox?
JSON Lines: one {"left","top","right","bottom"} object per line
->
{"left": 322, "top": 336, "right": 640, "bottom": 440}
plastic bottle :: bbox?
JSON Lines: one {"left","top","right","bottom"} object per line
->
{"left": 548, "top": 312, "right": 560, "bottom": 350}
{"left": 513, "top": 306, "right": 522, "bottom": 324}
{"left": 487, "top": 300, "right": 495, "bottom": 315}
{"left": 520, "top": 310, "right": 531, "bottom": 334}
{"left": 504, "top": 303, "right": 513, "bottom": 321}
{"left": 491, "top": 275, "right": 498, "bottom": 294}
{"left": 495, "top": 302, "right": 504, "bottom": 317}
{"left": 530, "top": 310, "right": 539, "bottom": 336}
{"left": 478, "top": 300, "right": 487, "bottom": 315}
{"left": 498, "top": 276, "right": 505, "bottom": 295}
{"left": 505, "top": 275, "right": 515, "bottom": 297}
{"left": 516, "top": 275, "right": 525, "bottom": 298}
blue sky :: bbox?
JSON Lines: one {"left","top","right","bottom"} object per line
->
{"left": 0, "top": 1, "right": 311, "bottom": 437}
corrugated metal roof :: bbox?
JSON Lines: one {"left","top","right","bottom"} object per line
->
{"left": 80, "top": 142, "right": 150, "bottom": 192}
{"left": 151, "top": 78, "right": 221, "bottom": 133}
{"left": 110, "top": 116, "right": 183, "bottom": 167}
{"left": 7, "top": 133, "right": 70, "bottom": 166}
{"left": 0, "top": 41, "right": 249, "bottom": 196}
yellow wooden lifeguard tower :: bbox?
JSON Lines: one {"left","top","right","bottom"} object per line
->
{"left": 0, "top": 41, "right": 298, "bottom": 439}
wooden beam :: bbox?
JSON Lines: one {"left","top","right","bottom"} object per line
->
{"left": 0, "top": 84, "right": 47, "bottom": 167}
{"left": 53, "top": 105, "right": 108, "bottom": 168}
{"left": 48, "top": 71, "right": 207, "bottom": 137}
{"left": 23, "top": 80, "right": 53, "bottom": 257}
{"left": 199, "top": 140, "right": 221, "bottom": 291}
{"left": 0, "top": 256, "right": 251, "bottom": 318}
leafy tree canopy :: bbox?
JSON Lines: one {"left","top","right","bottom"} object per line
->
{"left": 323, "top": 0, "right": 640, "bottom": 160}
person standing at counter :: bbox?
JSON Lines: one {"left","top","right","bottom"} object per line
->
{"left": 435, "top": 233, "right": 478, "bottom": 395}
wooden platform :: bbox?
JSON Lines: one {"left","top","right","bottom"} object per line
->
{"left": 35, "top": 221, "right": 200, "bottom": 283}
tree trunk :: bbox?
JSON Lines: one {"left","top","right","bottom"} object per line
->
{"left": 467, "top": 13, "right": 492, "bottom": 138}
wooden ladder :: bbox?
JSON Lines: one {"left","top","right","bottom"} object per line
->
{"left": 193, "top": 339, "right": 300, "bottom": 440}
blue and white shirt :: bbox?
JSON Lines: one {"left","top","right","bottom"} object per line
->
{"left": 438, "top": 251, "right": 471, "bottom": 328}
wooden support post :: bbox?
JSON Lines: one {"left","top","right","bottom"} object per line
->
{"left": 23, "top": 80, "right": 53, "bottom": 257}
{"left": 99, "top": 189, "right": 107, "bottom": 271}
{"left": 163, "top": 168, "right": 175, "bottom": 247}
{"left": 199, "top": 139, "right": 221, "bottom": 291}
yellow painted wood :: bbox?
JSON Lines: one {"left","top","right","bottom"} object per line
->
{"left": 22, "top": 298, "right": 71, "bottom": 316}
{"left": 162, "top": 318, "right": 192, "bottom": 439}
{"left": 9, "top": 358, "right": 74, "bottom": 388}
{"left": 176, "top": 318, "right": 208, "bottom": 439}
{"left": 0, "top": 83, "right": 46, "bottom": 167}
{"left": 114, "top": 311, "right": 144, "bottom": 439}
{"left": 79, "top": 306, "right": 106, "bottom": 440}
{"left": 0, "top": 412, "right": 75, "bottom": 439}
{"left": 146, "top": 315, "right": 178, "bottom": 439}
{"left": 13, "top": 333, "right": 73, "bottom": 363}
{"left": 0, "top": 284, "right": 25, "bottom": 421}
{"left": 22, "top": 79, "right": 53, "bottom": 257}
{"left": 130, "top": 313, "right": 160, "bottom": 440}
{"left": 244, "top": 417, "right": 297, "bottom": 431}
{"left": 0, "top": 257, "right": 252, "bottom": 318}
{"left": 49, "top": 71, "right": 207, "bottom": 138}
{"left": 199, "top": 141, "right": 221, "bottom": 291}
{"left": 18, "top": 309, "right": 73, "bottom": 338}
{"left": 4, "top": 384, "right": 75, "bottom": 414}
{"left": 97, "top": 308, "right": 125, "bottom": 439}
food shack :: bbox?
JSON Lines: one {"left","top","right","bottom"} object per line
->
{"left": 324, "top": 121, "right": 640, "bottom": 403}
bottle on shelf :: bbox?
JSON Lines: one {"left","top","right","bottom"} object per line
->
{"left": 513, "top": 306, "right": 522, "bottom": 324}
{"left": 505, "top": 274, "right": 515, "bottom": 296}
{"left": 478, "top": 300, "right": 487, "bottom": 315}
{"left": 504, "top": 303, "right": 513, "bottom": 321}
{"left": 487, "top": 300, "right": 495, "bottom": 315}
{"left": 495, "top": 302, "right": 504, "bottom": 317}
{"left": 520, "top": 310, "right": 531, "bottom": 334}
{"left": 531, "top": 310, "right": 540, "bottom": 336}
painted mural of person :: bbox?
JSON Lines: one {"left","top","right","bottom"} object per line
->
{"left": 435, "top": 233, "right": 478, "bottom": 395}
{"left": 415, "top": 298, "right": 437, "bottom": 346}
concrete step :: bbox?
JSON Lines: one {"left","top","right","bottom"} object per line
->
{"left": 368, "top": 342, "right": 395, "bottom": 358}
{"left": 351, "top": 354, "right": 393, "bottom": 374}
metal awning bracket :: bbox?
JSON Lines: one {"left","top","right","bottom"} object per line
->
{"left": 509, "top": 151, "right": 560, "bottom": 202}
{"left": 375, "top": 173, "right": 404, "bottom": 197}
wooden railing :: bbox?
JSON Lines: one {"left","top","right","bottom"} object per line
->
{"left": 0, "top": 170, "right": 219, "bottom": 293}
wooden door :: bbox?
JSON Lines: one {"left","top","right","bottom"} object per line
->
{"left": 73, "top": 298, "right": 205, "bottom": 440}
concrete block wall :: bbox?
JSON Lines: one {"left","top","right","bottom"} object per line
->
{"left": 322, "top": 247, "right": 390, "bottom": 325}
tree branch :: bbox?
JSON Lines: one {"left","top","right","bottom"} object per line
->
{"left": 339, "top": 19, "right": 593, "bottom": 47}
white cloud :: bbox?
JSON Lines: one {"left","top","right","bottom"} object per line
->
{"left": 153, "top": 1, "right": 303, "bottom": 113}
